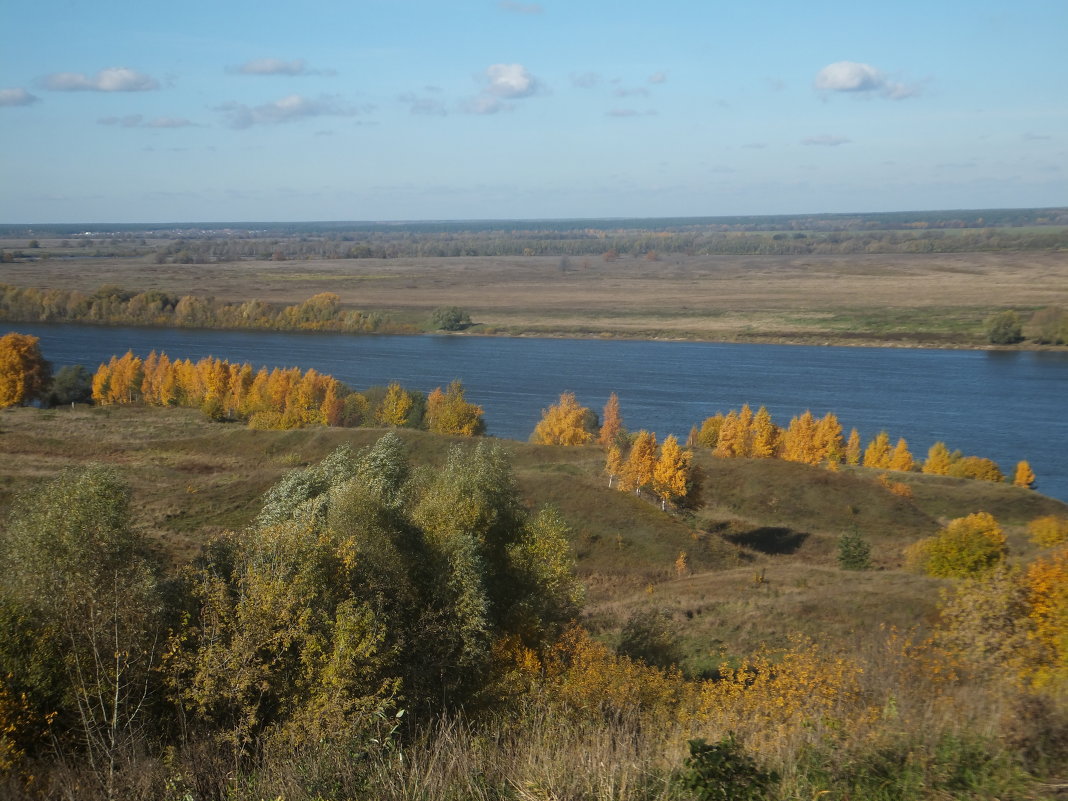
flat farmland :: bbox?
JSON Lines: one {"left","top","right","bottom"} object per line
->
{"left": 4, "top": 247, "right": 1067, "bottom": 345}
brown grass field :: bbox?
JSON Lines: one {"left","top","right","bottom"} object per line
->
{"left": 5, "top": 248, "right": 1068, "bottom": 345}
{"left": 3, "top": 404, "right": 1065, "bottom": 664}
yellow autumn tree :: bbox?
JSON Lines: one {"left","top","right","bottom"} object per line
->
{"left": 888, "top": 438, "right": 915, "bottom": 472}
{"left": 922, "top": 441, "right": 953, "bottom": 475}
{"left": 425, "top": 380, "right": 484, "bottom": 436}
{"left": 1024, "top": 546, "right": 1068, "bottom": 686}
{"left": 598, "top": 392, "right": 623, "bottom": 449}
{"left": 696, "top": 413, "right": 725, "bottom": 449}
{"left": 713, "top": 410, "right": 743, "bottom": 458}
{"left": 814, "top": 412, "right": 844, "bottom": 464}
{"left": 0, "top": 332, "right": 51, "bottom": 408}
{"left": 620, "top": 430, "right": 657, "bottom": 494}
{"left": 750, "top": 406, "right": 779, "bottom": 458}
{"left": 1013, "top": 460, "right": 1036, "bottom": 489}
{"left": 376, "top": 381, "right": 414, "bottom": 427}
{"left": 862, "top": 431, "right": 892, "bottom": 469}
{"left": 531, "top": 391, "right": 593, "bottom": 446}
{"left": 780, "top": 411, "right": 820, "bottom": 465}
{"left": 844, "top": 428, "right": 861, "bottom": 466}
{"left": 605, "top": 443, "right": 623, "bottom": 489}
{"left": 651, "top": 435, "right": 692, "bottom": 510}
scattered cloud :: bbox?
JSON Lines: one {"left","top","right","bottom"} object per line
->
{"left": 570, "top": 71, "right": 601, "bottom": 89}
{"left": 802, "top": 134, "right": 851, "bottom": 146}
{"left": 814, "top": 61, "right": 920, "bottom": 100}
{"left": 98, "top": 114, "right": 197, "bottom": 128}
{"left": 742, "top": 142, "right": 768, "bottom": 149}
{"left": 228, "top": 58, "right": 335, "bottom": 77}
{"left": 606, "top": 108, "right": 656, "bottom": 118}
{"left": 464, "top": 63, "right": 542, "bottom": 114}
{"left": 0, "top": 88, "right": 39, "bottom": 107}
{"left": 399, "top": 92, "right": 448, "bottom": 116}
{"left": 1024, "top": 132, "right": 1052, "bottom": 141}
{"left": 498, "top": 1, "right": 543, "bottom": 13}
{"left": 614, "top": 87, "right": 649, "bottom": 98}
{"left": 648, "top": 71, "right": 667, "bottom": 84}
{"left": 214, "top": 94, "right": 362, "bottom": 128}
{"left": 484, "top": 63, "right": 540, "bottom": 98}
{"left": 39, "top": 67, "right": 160, "bottom": 92}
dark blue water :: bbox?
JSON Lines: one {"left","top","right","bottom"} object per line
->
{"left": 11, "top": 323, "right": 1068, "bottom": 503}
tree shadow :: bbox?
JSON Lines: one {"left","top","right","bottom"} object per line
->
{"left": 725, "top": 527, "right": 809, "bottom": 555}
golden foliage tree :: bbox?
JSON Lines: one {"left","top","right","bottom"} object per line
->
{"left": 597, "top": 392, "right": 622, "bottom": 449}
{"left": 922, "top": 442, "right": 953, "bottom": 475}
{"left": 0, "top": 333, "right": 50, "bottom": 408}
{"left": 780, "top": 411, "right": 819, "bottom": 465}
{"left": 844, "top": 428, "right": 861, "bottom": 466}
{"left": 697, "top": 413, "right": 725, "bottom": 449}
{"left": 620, "top": 430, "right": 658, "bottom": 494}
{"left": 375, "top": 382, "right": 414, "bottom": 427}
{"left": 713, "top": 410, "right": 743, "bottom": 458}
{"left": 749, "top": 406, "right": 779, "bottom": 458}
{"left": 1013, "top": 460, "right": 1036, "bottom": 489}
{"left": 605, "top": 443, "right": 623, "bottom": 489}
{"left": 814, "top": 412, "right": 844, "bottom": 464}
{"left": 862, "top": 431, "right": 892, "bottom": 469}
{"left": 531, "top": 391, "right": 593, "bottom": 446}
{"left": 652, "top": 435, "right": 693, "bottom": 509}
{"left": 425, "top": 380, "right": 484, "bottom": 436}
{"left": 888, "top": 438, "right": 915, "bottom": 472}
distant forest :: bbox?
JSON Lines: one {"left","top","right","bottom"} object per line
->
{"left": 2, "top": 207, "right": 1067, "bottom": 262}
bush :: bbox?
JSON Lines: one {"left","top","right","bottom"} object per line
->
{"left": 1029, "top": 515, "right": 1068, "bottom": 548}
{"left": 617, "top": 608, "right": 681, "bottom": 669}
{"left": 986, "top": 310, "right": 1023, "bottom": 345}
{"left": 674, "top": 735, "right": 779, "bottom": 801}
{"left": 837, "top": 527, "right": 872, "bottom": 570}
{"left": 430, "top": 306, "right": 472, "bottom": 331}
{"left": 908, "top": 512, "right": 1007, "bottom": 578}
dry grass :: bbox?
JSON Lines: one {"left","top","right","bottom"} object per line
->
{"left": 7, "top": 249, "right": 1068, "bottom": 344}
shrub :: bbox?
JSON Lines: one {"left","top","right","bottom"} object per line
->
{"left": 430, "top": 306, "right": 471, "bottom": 331}
{"left": 1029, "top": 516, "right": 1068, "bottom": 548}
{"left": 674, "top": 735, "right": 779, "bottom": 801}
{"left": 986, "top": 310, "right": 1023, "bottom": 344}
{"left": 617, "top": 608, "right": 682, "bottom": 669}
{"left": 837, "top": 527, "right": 872, "bottom": 570}
{"left": 909, "top": 512, "right": 1007, "bottom": 578}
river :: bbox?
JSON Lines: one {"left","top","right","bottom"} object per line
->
{"left": 10, "top": 323, "right": 1068, "bottom": 503}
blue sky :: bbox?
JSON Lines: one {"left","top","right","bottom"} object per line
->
{"left": 1, "top": 0, "right": 1065, "bottom": 223}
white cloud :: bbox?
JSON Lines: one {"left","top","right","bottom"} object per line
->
{"left": 814, "top": 61, "right": 919, "bottom": 100}
{"left": 485, "top": 63, "right": 540, "bottom": 98}
{"left": 498, "top": 1, "right": 543, "bottom": 13}
{"left": 99, "top": 114, "right": 197, "bottom": 128}
{"left": 0, "top": 88, "right": 39, "bottom": 107}
{"left": 215, "top": 94, "right": 361, "bottom": 128}
{"left": 802, "top": 134, "right": 851, "bottom": 146}
{"left": 614, "top": 87, "right": 649, "bottom": 98}
{"left": 229, "top": 58, "right": 335, "bottom": 76}
{"left": 40, "top": 67, "right": 160, "bottom": 92}
{"left": 464, "top": 63, "right": 542, "bottom": 114}
{"left": 648, "top": 71, "right": 667, "bottom": 84}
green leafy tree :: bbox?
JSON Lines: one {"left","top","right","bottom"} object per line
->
{"left": 0, "top": 466, "right": 164, "bottom": 797}
{"left": 46, "top": 364, "right": 93, "bottom": 406}
{"left": 986, "top": 310, "right": 1023, "bottom": 344}
{"left": 430, "top": 306, "right": 472, "bottom": 331}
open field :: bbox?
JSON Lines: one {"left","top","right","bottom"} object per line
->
{"left": 4, "top": 248, "right": 1068, "bottom": 345}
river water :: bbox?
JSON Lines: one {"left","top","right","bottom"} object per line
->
{"left": 11, "top": 323, "right": 1068, "bottom": 503}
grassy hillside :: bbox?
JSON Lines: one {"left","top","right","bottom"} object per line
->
{"left": 3, "top": 403, "right": 1064, "bottom": 666}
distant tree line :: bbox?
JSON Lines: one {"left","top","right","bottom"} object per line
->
{"left": 0, "top": 285, "right": 411, "bottom": 334}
